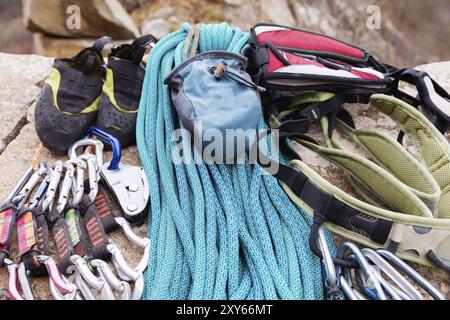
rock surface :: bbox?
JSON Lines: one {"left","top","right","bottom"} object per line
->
{"left": 0, "top": 53, "right": 52, "bottom": 153}
{"left": 23, "top": 0, "right": 140, "bottom": 38}
{"left": 0, "top": 53, "right": 448, "bottom": 300}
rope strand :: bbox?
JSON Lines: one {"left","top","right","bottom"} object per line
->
{"left": 137, "top": 23, "right": 334, "bottom": 300}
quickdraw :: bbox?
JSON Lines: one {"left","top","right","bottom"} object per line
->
{"left": 68, "top": 132, "right": 150, "bottom": 300}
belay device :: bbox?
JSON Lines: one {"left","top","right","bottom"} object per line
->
{"left": 84, "top": 127, "right": 149, "bottom": 224}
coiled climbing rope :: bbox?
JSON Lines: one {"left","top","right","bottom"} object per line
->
{"left": 136, "top": 23, "right": 335, "bottom": 300}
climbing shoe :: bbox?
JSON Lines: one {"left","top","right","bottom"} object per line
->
{"left": 96, "top": 34, "right": 156, "bottom": 149}
{"left": 35, "top": 36, "right": 111, "bottom": 155}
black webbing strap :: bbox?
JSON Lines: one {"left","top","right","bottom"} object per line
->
{"left": 51, "top": 214, "right": 76, "bottom": 274}
{"left": 390, "top": 68, "right": 450, "bottom": 134}
{"left": 255, "top": 130, "right": 393, "bottom": 267}
{"left": 273, "top": 93, "right": 370, "bottom": 138}
{"left": 94, "top": 185, "right": 120, "bottom": 234}
{"left": 21, "top": 206, "right": 50, "bottom": 277}
{"left": 80, "top": 196, "right": 111, "bottom": 261}
{"left": 272, "top": 162, "right": 393, "bottom": 245}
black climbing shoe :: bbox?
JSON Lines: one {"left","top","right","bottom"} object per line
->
{"left": 96, "top": 34, "right": 156, "bottom": 149}
{"left": 35, "top": 37, "right": 111, "bottom": 155}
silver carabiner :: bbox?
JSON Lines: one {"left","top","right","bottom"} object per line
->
{"left": 68, "top": 138, "right": 104, "bottom": 169}
{"left": 69, "top": 255, "right": 116, "bottom": 300}
{"left": 361, "top": 249, "right": 422, "bottom": 300}
{"left": 42, "top": 161, "right": 64, "bottom": 212}
{"left": 5, "top": 258, "right": 25, "bottom": 301}
{"left": 377, "top": 249, "right": 445, "bottom": 300}
{"left": 90, "top": 259, "right": 132, "bottom": 300}
{"left": 107, "top": 218, "right": 150, "bottom": 300}
{"left": 65, "top": 265, "right": 97, "bottom": 301}
{"left": 336, "top": 242, "right": 387, "bottom": 300}
{"left": 78, "top": 154, "right": 100, "bottom": 202}
{"left": 12, "top": 162, "right": 48, "bottom": 208}
{"left": 65, "top": 159, "right": 87, "bottom": 206}
{"left": 56, "top": 162, "right": 75, "bottom": 214}
{"left": 28, "top": 168, "right": 53, "bottom": 211}
{"left": 317, "top": 227, "right": 342, "bottom": 300}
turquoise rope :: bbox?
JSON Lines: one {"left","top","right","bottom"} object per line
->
{"left": 137, "top": 23, "right": 335, "bottom": 300}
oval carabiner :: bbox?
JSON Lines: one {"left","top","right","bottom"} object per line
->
{"left": 68, "top": 138, "right": 104, "bottom": 169}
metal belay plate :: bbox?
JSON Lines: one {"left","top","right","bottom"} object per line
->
{"left": 100, "top": 162, "right": 149, "bottom": 224}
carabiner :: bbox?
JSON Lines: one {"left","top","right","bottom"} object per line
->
{"left": 336, "top": 242, "right": 387, "bottom": 300}
{"left": 1, "top": 166, "right": 34, "bottom": 210}
{"left": 377, "top": 249, "right": 445, "bottom": 300}
{"left": 12, "top": 162, "right": 48, "bottom": 209}
{"left": 28, "top": 169, "right": 52, "bottom": 211}
{"left": 4, "top": 258, "right": 25, "bottom": 300}
{"left": 55, "top": 162, "right": 75, "bottom": 214}
{"left": 66, "top": 158, "right": 87, "bottom": 206}
{"left": 65, "top": 264, "right": 97, "bottom": 301}
{"left": 361, "top": 248, "right": 422, "bottom": 300}
{"left": 90, "top": 259, "right": 132, "bottom": 300}
{"left": 107, "top": 218, "right": 150, "bottom": 300}
{"left": 49, "top": 274, "right": 80, "bottom": 301}
{"left": 68, "top": 138, "right": 104, "bottom": 169}
{"left": 38, "top": 255, "right": 78, "bottom": 299}
{"left": 78, "top": 154, "right": 100, "bottom": 202}
{"left": 317, "top": 227, "right": 342, "bottom": 300}
{"left": 109, "top": 218, "right": 150, "bottom": 276}
{"left": 69, "top": 255, "right": 116, "bottom": 300}
{"left": 42, "top": 161, "right": 64, "bottom": 212}
{"left": 17, "top": 255, "right": 77, "bottom": 301}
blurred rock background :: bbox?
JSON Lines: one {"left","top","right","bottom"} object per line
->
{"left": 0, "top": 0, "right": 449, "bottom": 66}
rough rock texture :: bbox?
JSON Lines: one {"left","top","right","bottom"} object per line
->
{"left": 23, "top": 0, "right": 140, "bottom": 38}
{"left": 0, "top": 53, "right": 448, "bottom": 300}
{"left": 0, "top": 53, "right": 52, "bottom": 153}
{"left": 128, "top": 0, "right": 450, "bottom": 66}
